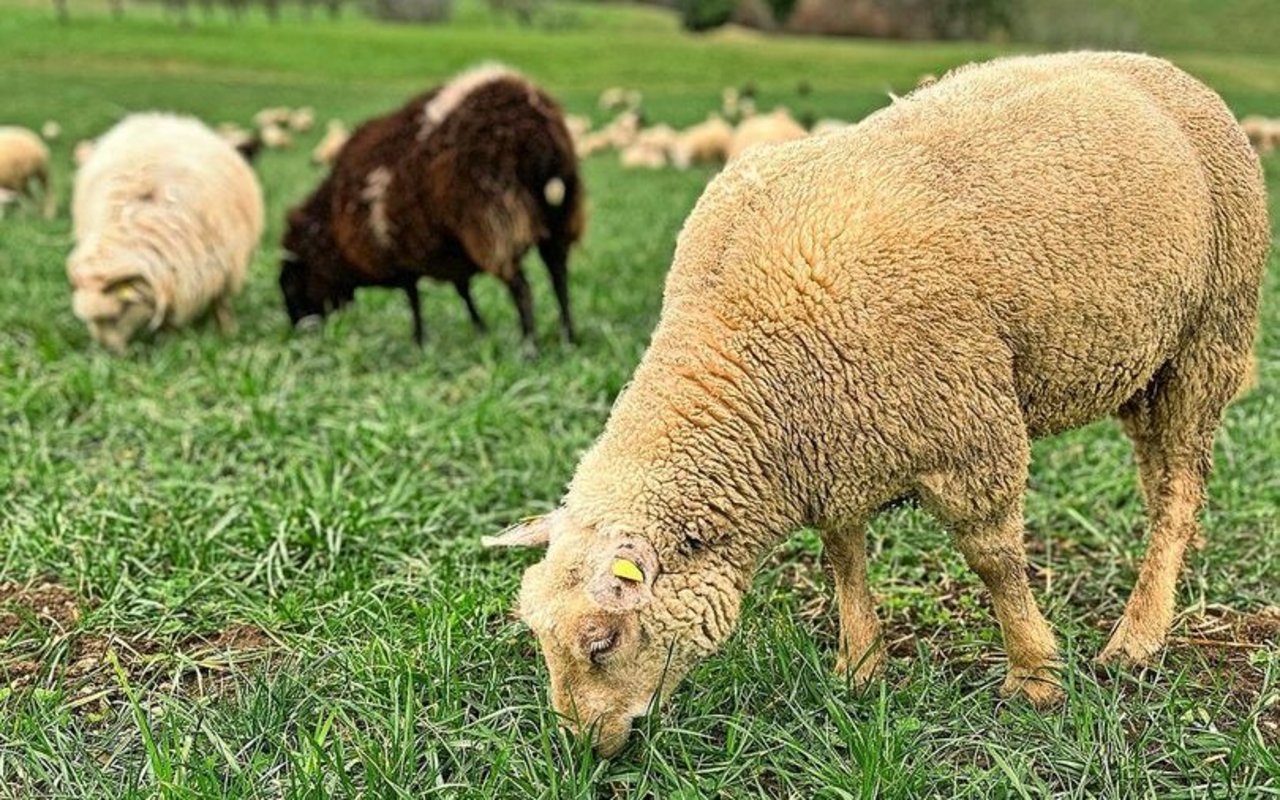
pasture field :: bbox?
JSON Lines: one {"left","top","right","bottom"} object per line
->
{"left": 0, "top": 1, "right": 1277, "bottom": 796}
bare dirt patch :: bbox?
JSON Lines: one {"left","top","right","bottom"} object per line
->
{"left": 1, "top": 579, "right": 280, "bottom": 717}
{"left": 0, "top": 578, "right": 83, "bottom": 637}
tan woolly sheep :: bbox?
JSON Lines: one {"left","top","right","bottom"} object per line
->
{"left": 0, "top": 126, "right": 54, "bottom": 219}
{"left": 288, "top": 106, "right": 315, "bottom": 133}
{"left": 671, "top": 115, "right": 734, "bottom": 168}
{"left": 68, "top": 113, "right": 264, "bottom": 353}
{"left": 1240, "top": 115, "right": 1279, "bottom": 154}
{"left": 486, "top": 52, "right": 1269, "bottom": 756}
{"left": 726, "top": 107, "right": 807, "bottom": 160}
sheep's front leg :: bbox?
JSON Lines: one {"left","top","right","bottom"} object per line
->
{"left": 954, "top": 503, "right": 1061, "bottom": 707}
{"left": 821, "top": 522, "right": 883, "bottom": 684}
{"left": 212, "top": 296, "right": 237, "bottom": 336}
{"left": 919, "top": 430, "right": 1062, "bottom": 708}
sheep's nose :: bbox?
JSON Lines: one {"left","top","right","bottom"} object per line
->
{"left": 294, "top": 314, "right": 323, "bottom": 332}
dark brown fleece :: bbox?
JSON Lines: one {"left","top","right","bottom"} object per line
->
{"left": 282, "top": 67, "right": 585, "bottom": 342}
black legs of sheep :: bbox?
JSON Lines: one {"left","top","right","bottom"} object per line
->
{"left": 455, "top": 280, "right": 487, "bottom": 333}
{"left": 539, "top": 239, "right": 576, "bottom": 345}
{"left": 404, "top": 281, "right": 425, "bottom": 346}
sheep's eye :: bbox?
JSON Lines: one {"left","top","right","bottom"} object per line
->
{"left": 586, "top": 630, "right": 619, "bottom": 664}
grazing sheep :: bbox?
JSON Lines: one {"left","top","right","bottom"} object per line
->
{"left": 216, "top": 123, "right": 263, "bottom": 163}
{"left": 485, "top": 52, "right": 1268, "bottom": 756}
{"left": 288, "top": 106, "right": 315, "bottom": 133}
{"left": 671, "top": 115, "right": 734, "bottom": 168}
{"left": 619, "top": 142, "right": 667, "bottom": 170}
{"left": 311, "top": 119, "right": 349, "bottom": 166}
{"left": 68, "top": 113, "right": 264, "bottom": 353}
{"left": 727, "top": 107, "right": 807, "bottom": 160}
{"left": 281, "top": 65, "right": 585, "bottom": 347}
{"left": 0, "top": 126, "right": 55, "bottom": 219}
{"left": 601, "top": 110, "right": 642, "bottom": 150}
{"left": 259, "top": 123, "right": 292, "bottom": 150}
{"left": 1240, "top": 115, "right": 1279, "bottom": 154}
{"left": 253, "top": 106, "right": 291, "bottom": 129}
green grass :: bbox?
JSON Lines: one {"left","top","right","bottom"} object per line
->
{"left": 1, "top": 1, "right": 1278, "bottom": 797}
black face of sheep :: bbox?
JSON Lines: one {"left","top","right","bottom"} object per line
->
{"left": 279, "top": 253, "right": 353, "bottom": 328}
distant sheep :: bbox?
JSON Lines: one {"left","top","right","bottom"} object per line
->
{"left": 727, "top": 107, "right": 807, "bottom": 161}
{"left": 486, "top": 53, "right": 1268, "bottom": 756}
{"left": 1240, "top": 115, "right": 1279, "bottom": 154}
{"left": 281, "top": 65, "right": 585, "bottom": 347}
{"left": 41, "top": 120, "right": 62, "bottom": 141}
{"left": 68, "top": 113, "right": 264, "bottom": 352}
{"left": 671, "top": 115, "right": 734, "bottom": 168}
{"left": 253, "top": 106, "right": 291, "bottom": 129}
{"left": 311, "top": 119, "right": 349, "bottom": 166}
{"left": 0, "top": 126, "right": 54, "bottom": 219}
{"left": 288, "top": 107, "right": 315, "bottom": 133}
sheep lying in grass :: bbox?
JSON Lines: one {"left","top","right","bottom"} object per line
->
{"left": 671, "top": 115, "right": 734, "bottom": 168}
{"left": 486, "top": 52, "right": 1269, "bottom": 755}
{"left": 727, "top": 107, "right": 807, "bottom": 160}
{"left": 68, "top": 113, "right": 264, "bottom": 353}
{"left": 281, "top": 65, "right": 585, "bottom": 347}
{"left": 0, "top": 126, "right": 54, "bottom": 219}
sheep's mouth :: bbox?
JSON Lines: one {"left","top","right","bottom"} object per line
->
{"left": 294, "top": 314, "right": 324, "bottom": 331}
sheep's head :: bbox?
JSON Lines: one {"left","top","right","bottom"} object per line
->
{"left": 68, "top": 267, "right": 157, "bottom": 354}
{"left": 486, "top": 508, "right": 741, "bottom": 757}
{"left": 280, "top": 206, "right": 354, "bottom": 329}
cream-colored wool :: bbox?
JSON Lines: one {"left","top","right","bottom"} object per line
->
{"left": 0, "top": 126, "right": 54, "bottom": 219}
{"left": 488, "top": 52, "right": 1269, "bottom": 756}
{"left": 671, "top": 115, "right": 734, "bottom": 168}
{"left": 726, "top": 107, "right": 807, "bottom": 160}
{"left": 68, "top": 113, "right": 264, "bottom": 352}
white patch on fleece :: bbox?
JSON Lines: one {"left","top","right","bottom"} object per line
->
{"left": 544, "top": 177, "right": 565, "bottom": 207}
{"left": 418, "top": 64, "right": 524, "bottom": 142}
{"left": 361, "top": 166, "right": 394, "bottom": 248}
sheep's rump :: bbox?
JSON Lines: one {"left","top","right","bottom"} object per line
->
{"left": 323, "top": 68, "right": 583, "bottom": 283}
{"left": 671, "top": 52, "right": 1268, "bottom": 438}
{"left": 0, "top": 127, "right": 49, "bottom": 191}
{"left": 70, "top": 113, "right": 265, "bottom": 326}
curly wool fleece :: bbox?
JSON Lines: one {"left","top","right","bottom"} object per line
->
{"left": 492, "top": 51, "right": 1269, "bottom": 756}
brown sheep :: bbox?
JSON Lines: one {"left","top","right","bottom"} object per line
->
{"left": 485, "top": 52, "right": 1269, "bottom": 756}
{"left": 281, "top": 65, "right": 585, "bottom": 346}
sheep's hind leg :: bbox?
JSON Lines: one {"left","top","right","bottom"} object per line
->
{"left": 505, "top": 266, "right": 537, "bottom": 356}
{"left": 821, "top": 521, "right": 883, "bottom": 684}
{"left": 1099, "top": 344, "right": 1244, "bottom": 666}
{"left": 538, "top": 239, "right": 575, "bottom": 344}
{"left": 919, "top": 435, "right": 1062, "bottom": 708}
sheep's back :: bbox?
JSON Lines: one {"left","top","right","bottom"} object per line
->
{"left": 662, "top": 52, "right": 1267, "bottom": 439}
{"left": 71, "top": 114, "right": 264, "bottom": 323}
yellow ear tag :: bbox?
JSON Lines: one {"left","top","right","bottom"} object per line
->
{"left": 612, "top": 558, "right": 644, "bottom": 583}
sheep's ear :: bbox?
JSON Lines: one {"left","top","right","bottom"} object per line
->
{"left": 482, "top": 515, "right": 553, "bottom": 548}
{"left": 588, "top": 538, "right": 658, "bottom": 612}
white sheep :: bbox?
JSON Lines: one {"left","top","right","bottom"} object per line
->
{"left": 68, "top": 113, "right": 264, "bottom": 352}
{"left": 0, "top": 126, "right": 55, "bottom": 219}
{"left": 259, "top": 123, "right": 293, "bottom": 150}
{"left": 253, "top": 106, "right": 291, "bottom": 129}
{"left": 727, "top": 107, "right": 808, "bottom": 161}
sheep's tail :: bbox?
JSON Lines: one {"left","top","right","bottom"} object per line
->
{"left": 35, "top": 165, "right": 55, "bottom": 219}
{"left": 542, "top": 173, "right": 586, "bottom": 246}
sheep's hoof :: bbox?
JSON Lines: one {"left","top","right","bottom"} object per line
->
{"left": 1096, "top": 617, "right": 1165, "bottom": 667}
{"left": 1000, "top": 667, "right": 1063, "bottom": 708}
